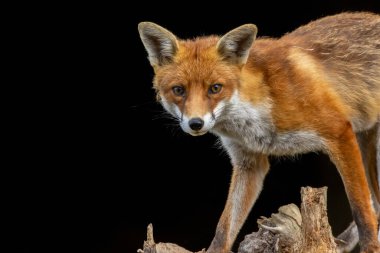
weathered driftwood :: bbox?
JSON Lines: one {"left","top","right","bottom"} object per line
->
{"left": 137, "top": 224, "right": 205, "bottom": 253}
{"left": 138, "top": 187, "right": 338, "bottom": 253}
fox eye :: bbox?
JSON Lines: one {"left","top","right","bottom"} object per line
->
{"left": 172, "top": 85, "right": 186, "bottom": 97}
{"left": 209, "top": 84, "right": 223, "bottom": 94}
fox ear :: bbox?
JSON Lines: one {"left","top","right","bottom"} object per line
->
{"left": 138, "top": 22, "right": 178, "bottom": 67}
{"left": 217, "top": 24, "right": 257, "bottom": 65}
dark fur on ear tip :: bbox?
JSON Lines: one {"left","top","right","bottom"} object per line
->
{"left": 237, "top": 24, "right": 258, "bottom": 35}
{"left": 138, "top": 22, "right": 160, "bottom": 33}
{"left": 217, "top": 24, "right": 258, "bottom": 65}
{"left": 137, "top": 22, "right": 178, "bottom": 66}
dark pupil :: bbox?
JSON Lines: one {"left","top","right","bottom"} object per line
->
{"left": 211, "top": 84, "right": 220, "bottom": 93}
{"left": 174, "top": 86, "right": 183, "bottom": 95}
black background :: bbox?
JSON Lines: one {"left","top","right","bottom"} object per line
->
{"left": 17, "top": 1, "right": 380, "bottom": 253}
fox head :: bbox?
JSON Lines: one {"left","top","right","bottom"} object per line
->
{"left": 138, "top": 22, "right": 258, "bottom": 136}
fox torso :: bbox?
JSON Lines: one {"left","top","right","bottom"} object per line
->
{"left": 211, "top": 13, "right": 380, "bottom": 156}
{"left": 139, "top": 12, "right": 380, "bottom": 253}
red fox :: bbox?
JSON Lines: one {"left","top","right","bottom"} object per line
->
{"left": 138, "top": 12, "right": 380, "bottom": 253}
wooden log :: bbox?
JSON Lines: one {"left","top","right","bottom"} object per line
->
{"left": 137, "top": 224, "right": 205, "bottom": 253}
{"left": 137, "top": 187, "right": 338, "bottom": 253}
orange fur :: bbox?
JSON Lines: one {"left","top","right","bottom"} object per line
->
{"left": 139, "top": 12, "right": 380, "bottom": 253}
{"left": 153, "top": 37, "right": 240, "bottom": 117}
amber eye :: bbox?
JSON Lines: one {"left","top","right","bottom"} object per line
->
{"left": 172, "top": 86, "right": 185, "bottom": 97}
{"left": 208, "top": 84, "right": 223, "bottom": 94}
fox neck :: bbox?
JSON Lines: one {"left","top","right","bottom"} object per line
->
{"left": 212, "top": 64, "right": 325, "bottom": 155}
{"left": 212, "top": 64, "right": 274, "bottom": 135}
{"left": 212, "top": 89, "right": 274, "bottom": 140}
{"left": 212, "top": 90, "right": 326, "bottom": 156}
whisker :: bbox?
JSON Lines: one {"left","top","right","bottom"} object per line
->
{"left": 129, "top": 101, "right": 157, "bottom": 109}
{"left": 151, "top": 109, "right": 180, "bottom": 122}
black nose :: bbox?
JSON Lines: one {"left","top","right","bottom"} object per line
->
{"left": 188, "top": 118, "right": 204, "bottom": 131}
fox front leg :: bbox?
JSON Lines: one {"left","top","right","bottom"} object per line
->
{"left": 207, "top": 141, "right": 269, "bottom": 253}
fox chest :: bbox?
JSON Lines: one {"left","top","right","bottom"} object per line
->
{"left": 212, "top": 102, "right": 325, "bottom": 156}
